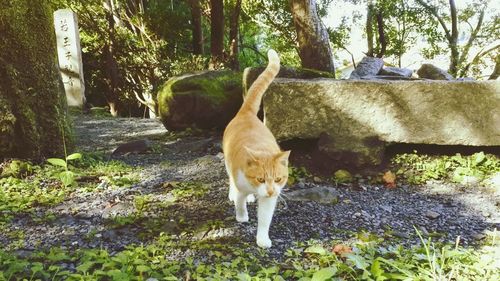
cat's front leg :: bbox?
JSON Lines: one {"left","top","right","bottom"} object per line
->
{"left": 256, "top": 196, "right": 278, "bottom": 248}
{"left": 234, "top": 191, "right": 249, "bottom": 222}
{"left": 228, "top": 177, "right": 237, "bottom": 202}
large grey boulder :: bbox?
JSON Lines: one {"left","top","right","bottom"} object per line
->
{"left": 264, "top": 79, "right": 500, "bottom": 166}
{"left": 417, "top": 64, "right": 454, "bottom": 80}
{"left": 349, "top": 57, "right": 384, "bottom": 79}
{"left": 379, "top": 67, "right": 413, "bottom": 78}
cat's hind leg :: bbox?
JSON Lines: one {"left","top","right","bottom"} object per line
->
{"left": 234, "top": 190, "right": 249, "bottom": 222}
{"left": 225, "top": 160, "right": 237, "bottom": 202}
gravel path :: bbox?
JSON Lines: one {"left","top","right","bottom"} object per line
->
{"left": 2, "top": 114, "right": 499, "bottom": 261}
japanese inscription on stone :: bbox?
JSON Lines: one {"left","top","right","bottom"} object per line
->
{"left": 54, "top": 9, "right": 85, "bottom": 106}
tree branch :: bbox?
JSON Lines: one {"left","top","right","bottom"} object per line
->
{"left": 458, "top": 8, "right": 485, "bottom": 67}
{"left": 416, "top": 0, "right": 452, "bottom": 41}
{"left": 460, "top": 44, "right": 499, "bottom": 77}
{"left": 449, "top": 0, "right": 458, "bottom": 44}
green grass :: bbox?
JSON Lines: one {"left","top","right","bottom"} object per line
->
{"left": 0, "top": 230, "right": 498, "bottom": 280}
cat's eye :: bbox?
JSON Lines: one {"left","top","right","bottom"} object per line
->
{"left": 257, "top": 177, "right": 265, "bottom": 183}
{"left": 275, "top": 177, "right": 282, "bottom": 183}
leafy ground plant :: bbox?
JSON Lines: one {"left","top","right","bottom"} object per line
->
{"left": 0, "top": 153, "right": 139, "bottom": 226}
{"left": 163, "top": 181, "right": 209, "bottom": 199}
{"left": 288, "top": 166, "right": 312, "bottom": 185}
{"left": 0, "top": 230, "right": 498, "bottom": 280}
{"left": 391, "top": 151, "right": 500, "bottom": 185}
{"left": 47, "top": 153, "right": 82, "bottom": 187}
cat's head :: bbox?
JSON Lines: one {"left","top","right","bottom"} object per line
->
{"left": 244, "top": 147, "right": 290, "bottom": 198}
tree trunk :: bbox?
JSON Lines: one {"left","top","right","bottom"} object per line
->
{"left": 189, "top": 0, "right": 204, "bottom": 55}
{"left": 209, "top": 0, "right": 224, "bottom": 69}
{"left": 0, "top": 0, "right": 71, "bottom": 159}
{"left": 366, "top": 0, "right": 374, "bottom": 57}
{"left": 489, "top": 54, "right": 499, "bottom": 80}
{"left": 375, "top": 11, "right": 386, "bottom": 58}
{"left": 290, "top": 0, "right": 335, "bottom": 73}
{"left": 104, "top": 0, "right": 120, "bottom": 116}
{"left": 448, "top": 0, "right": 458, "bottom": 77}
{"left": 228, "top": 0, "right": 242, "bottom": 70}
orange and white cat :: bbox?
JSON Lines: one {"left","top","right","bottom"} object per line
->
{"left": 223, "top": 49, "right": 290, "bottom": 248}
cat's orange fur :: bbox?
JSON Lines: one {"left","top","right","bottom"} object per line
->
{"left": 223, "top": 49, "right": 290, "bottom": 248}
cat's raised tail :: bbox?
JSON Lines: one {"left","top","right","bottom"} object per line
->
{"left": 239, "top": 49, "right": 280, "bottom": 115}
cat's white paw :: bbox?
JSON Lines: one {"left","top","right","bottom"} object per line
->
{"left": 246, "top": 194, "right": 256, "bottom": 203}
{"left": 236, "top": 213, "right": 249, "bottom": 223}
{"left": 256, "top": 236, "right": 272, "bottom": 248}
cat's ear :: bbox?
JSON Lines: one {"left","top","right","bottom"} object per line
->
{"left": 244, "top": 146, "right": 259, "bottom": 166}
{"left": 275, "top": 150, "right": 291, "bottom": 166}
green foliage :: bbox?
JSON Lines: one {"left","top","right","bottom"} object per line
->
{"left": 0, "top": 230, "right": 498, "bottom": 280}
{"left": 50, "top": 0, "right": 191, "bottom": 116}
{"left": 169, "top": 54, "right": 209, "bottom": 76}
{"left": 71, "top": 152, "right": 140, "bottom": 189}
{"left": 242, "top": 0, "right": 297, "bottom": 64}
{"left": 415, "top": 0, "right": 499, "bottom": 78}
{"left": 0, "top": 153, "right": 138, "bottom": 225}
{"left": 376, "top": 0, "right": 421, "bottom": 66}
{"left": 0, "top": 160, "right": 34, "bottom": 179}
{"left": 165, "top": 181, "right": 209, "bottom": 200}
{"left": 0, "top": 174, "right": 66, "bottom": 228}
{"left": 391, "top": 151, "right": 500, "bottom": 185}
{"left": 47, "top": 153, "right": 82, "bottom": 187}
{"left": 288, "top": 166, "right": 312, "bottom": 185}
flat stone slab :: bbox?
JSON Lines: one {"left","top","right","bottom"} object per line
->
{"left": 264, "top": 79, "right": 500, "bottom": 146}
{"left": 287, "top": 186, "right": 339, "bottom": 204}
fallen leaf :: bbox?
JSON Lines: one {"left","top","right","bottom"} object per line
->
{"left": 382, "top": 171, "right": 396, "bottom": 188}
{"left": 332, "top": 244, "right": 352, "bottom": 256}
{"left": 162, "top": 181, "right": 178, "bottom": 189}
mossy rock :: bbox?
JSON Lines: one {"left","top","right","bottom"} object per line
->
{"left": 157, "top": 71, "right": 243, "bottom": 131}
{"left": 333, "top": 169, "right": 353, "bottom": 183}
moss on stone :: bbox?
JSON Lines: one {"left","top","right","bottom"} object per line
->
{"left": 333, "top": 169, "right": 353, "bottom": 183}
{"left": 166, "top": 70, "right": 242, "bottom": 104}
{"left": 0, "top": 0, "right": 71, "bottom": 159}
{"left": 157, "top": 76, "right": 180, "bottom": 119}
{"left": 157, "top": 70, "right": 243, "bottom": 130}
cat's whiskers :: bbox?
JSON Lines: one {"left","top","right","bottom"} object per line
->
{"left": 277, "top": 193, "right": 288, "bottom": 210}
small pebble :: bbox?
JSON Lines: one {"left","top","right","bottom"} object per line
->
{"left": 425, "top": 210, "right": 441, "bottom": 219}
{"left": 473, "top": 233, "right": 486, "bottom": 240}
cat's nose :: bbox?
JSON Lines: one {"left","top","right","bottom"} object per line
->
{"left": 267, "top": 189, "right": 275, "bottom": 197}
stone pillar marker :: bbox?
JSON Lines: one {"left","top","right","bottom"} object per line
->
{"left": 53, "top": 9, "right": 85, "bottom": 106}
